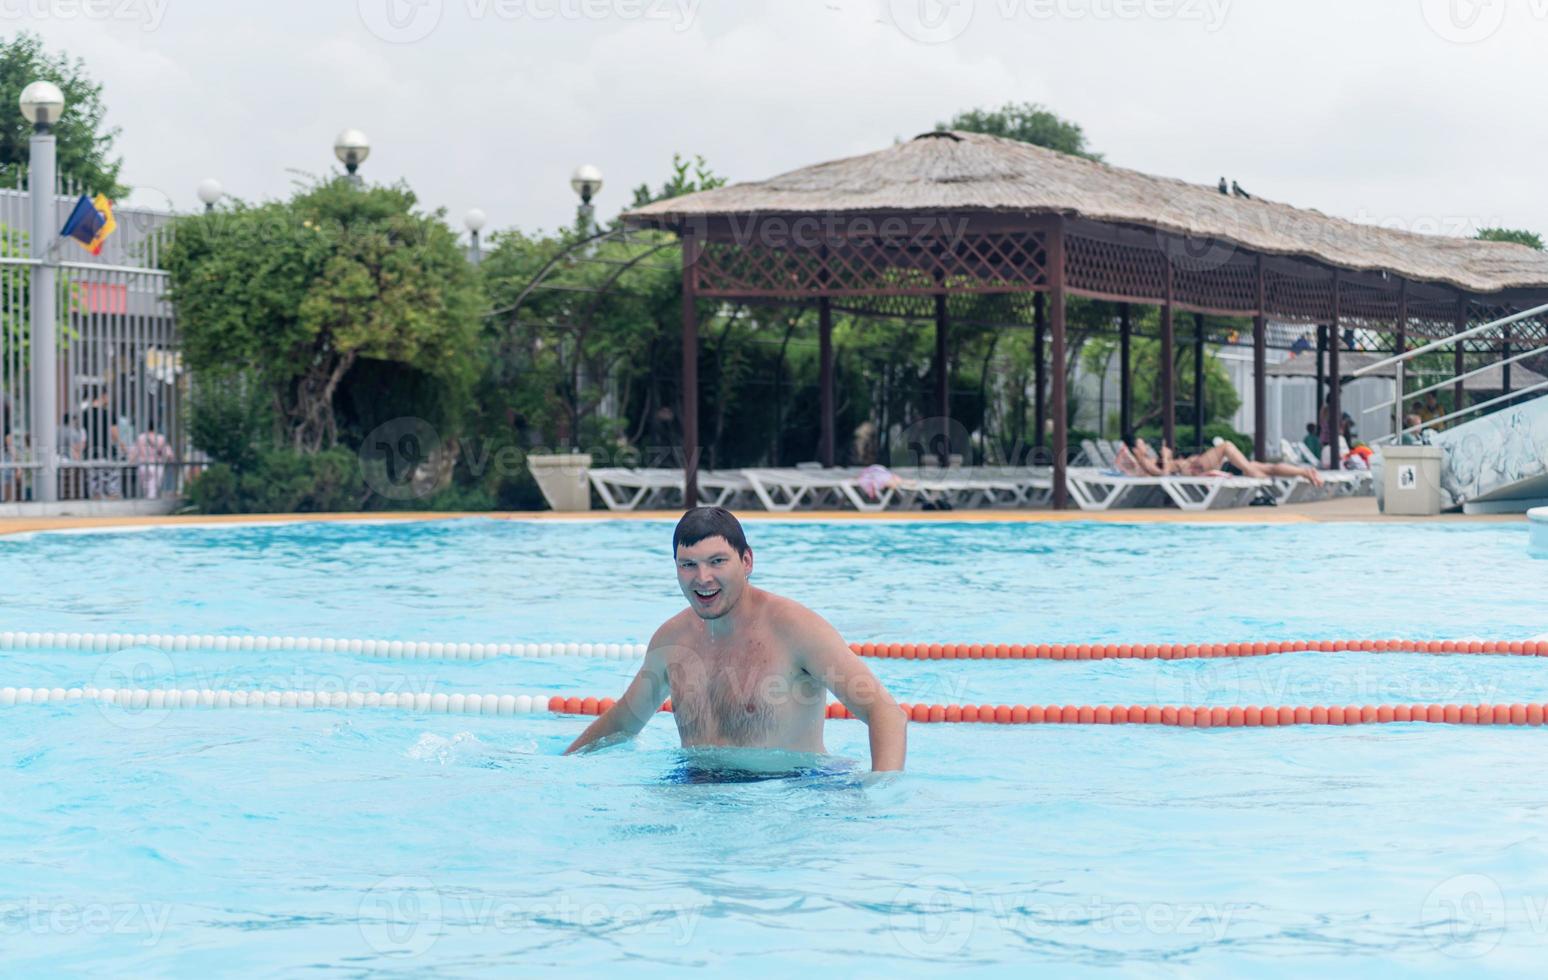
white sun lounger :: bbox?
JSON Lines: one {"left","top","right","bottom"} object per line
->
{"left": 739, "top": 468, "right": 896, "bottom": 512}
{"left": 588, "top": 468, "right": 752, "bottom": 511}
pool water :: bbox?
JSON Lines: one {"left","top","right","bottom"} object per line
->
{"left": 2, "top": 518, "right": 1546, "bottom": 976}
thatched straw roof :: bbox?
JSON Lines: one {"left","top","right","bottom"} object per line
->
{"left": 625, "top": 131, "right": 1548, "bottom": 295}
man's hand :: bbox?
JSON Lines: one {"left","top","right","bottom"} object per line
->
{"left": 564, "top": 643, "right": 669, "bottom": 756}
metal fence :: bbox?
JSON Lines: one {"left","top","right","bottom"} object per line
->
{"left": 0, "top": 174, "right": 194, "bottom": 504}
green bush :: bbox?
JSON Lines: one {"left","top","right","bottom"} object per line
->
{"left": 186, "top": 448, "right": 366, "bottom": 514}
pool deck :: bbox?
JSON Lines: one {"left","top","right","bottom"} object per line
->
{"left": 0, "top": 496, "right": 1526, "bottom": 536}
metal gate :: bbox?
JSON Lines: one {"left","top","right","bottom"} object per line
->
{"left": 0, "top": 175, "right": 188, "bottom": 505}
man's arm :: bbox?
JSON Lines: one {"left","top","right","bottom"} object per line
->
{"left": 564, "top": 639, "right": 670, "bottom": 756}
{"left": 794, "top": 613, "right": 906, "bottom": 772}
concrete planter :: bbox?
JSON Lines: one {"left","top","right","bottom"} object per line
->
{"left": 526, "top": 453, "right": 592, "bottom": 512}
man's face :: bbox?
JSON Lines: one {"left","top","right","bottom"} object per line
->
{"left": 676, "top": 536, "right": 753, "bottom": 620}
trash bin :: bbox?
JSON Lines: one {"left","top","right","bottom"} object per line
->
{"left": 1378, "top": 445, "right": 1444, "bottom": 516}
{"left": 527, "top": 452, "right": 592, "bottom": 512}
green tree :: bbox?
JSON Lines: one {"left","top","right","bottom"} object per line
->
{"left": 164, "top": 179, "right": 484, "bottom": 452}
{"left": 0, "top": 32, "right": 125, "bottom": 195}
{"left": 937, "top": 101, "right": 1102, "bottom": 160}
{"left": 1477, "top": 227, "right": 1544, "bottom": 250}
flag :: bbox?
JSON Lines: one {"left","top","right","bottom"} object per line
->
{"left": 60, "top": 193, "right": 117, "bottom": 255}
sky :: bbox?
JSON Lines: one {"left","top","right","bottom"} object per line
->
{"left": 22, "top": 0, "right": 1548, "bottom": 243}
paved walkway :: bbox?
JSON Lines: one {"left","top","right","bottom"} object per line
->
{"left": 0, "top": 497, "right": 1525, "bottom": 537}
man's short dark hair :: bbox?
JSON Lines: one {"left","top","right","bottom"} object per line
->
{"left": 673, "top": 507, "right": 750, "bottom": 558}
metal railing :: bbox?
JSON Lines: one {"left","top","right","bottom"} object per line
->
{"left": 1350, "top": 301, "right": 1548, "bottom": 443}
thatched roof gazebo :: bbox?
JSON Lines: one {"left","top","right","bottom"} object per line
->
{"left": 624, "top": 130, "right": 1548, "bottom": 508}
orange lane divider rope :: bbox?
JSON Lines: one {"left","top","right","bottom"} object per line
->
{"left": 848, "top": 639, "right": 1548, "bottom": 661}
{"left": 547, "top": 696, "right": 1548, "bottom": 727}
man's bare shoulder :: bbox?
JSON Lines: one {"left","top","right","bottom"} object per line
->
{"left": 648, "top": 609, "right": 699, "bottom": 651}
{"left": 758, "top": 590, "right": 839, "bottom": 641}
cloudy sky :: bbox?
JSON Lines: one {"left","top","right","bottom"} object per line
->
{"left": 27, "top": 0, "right": 1548, "bottom": 242}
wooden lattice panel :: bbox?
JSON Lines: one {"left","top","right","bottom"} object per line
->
{"left": 1173, "top": 256, "right": 1259, "bottom": 313}
{"left": 1065, "top": 234, "right": 1168, "bottom": 302}
{"left": 1338, "top": 281, "right": 1401, "bottom": 324}
{"left": 1264, "top": 267, "right": 1334, "bottom": 323}
{"left": 693, "top": 232, "right": 1047, "bottom": 298}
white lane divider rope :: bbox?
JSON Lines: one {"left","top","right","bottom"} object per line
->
{"left": 0, "top": 686, "right": 560, "bottom": 715}
{"left": 0, "top": 631, "right": 647, "bottom": 661}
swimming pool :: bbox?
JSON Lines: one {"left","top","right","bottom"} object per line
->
{"left": 3, "top": 517, "right": 1545, "bottom": 975}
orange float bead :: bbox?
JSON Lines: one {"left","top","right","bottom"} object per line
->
{"left": 1311, "top": 707, "right": 1329, "bottom": 725}
{"left": 1094, "top": 706, "right": 1113, "bottom": 724}
{"left": 1443, "top": 705, "right": 1461, "bottom": 724}
{"left": 1075, "top": 706, "right": 1093, "bottom": 724}
{"left": 945, "top": 705, "right": 962, "bottom": 723}
{"left": 1011, "top": 706, "right": 1030, "bottom": 724}
{"left": 1229, "top": 707, "right": 1247, "bottom": 727}
{"left": 563, "top": 696, "right": 583, "bottom": 714}
{"left": 961, "top": 705, "right": 979, "bottom": 723}
{"left": 581, "top": 697, "right": 600, "bottom": 715}
{"left": 929, "top": 705, "right": 946, "bottom": 723}
{"left": 995, "top": 705, "right": 1013, "bottom": 724}
{"left": 1161, "top": 706, "right": 1179, "bottom": 726}
{"left": 1460, "top": 705, "right": 1479, "bottom": 725}
{"left": 1244, "top": 706, "right": 1262, "bottom": 726}
{"left": 547, "top": 695, "right": 565, "bottom": 712}
{"left": 1361, "top": 706, "right": 1379, "bottom": 724}
{"left": 1529, "top": 705, "right": 1544, "bottom": 726}
{"left": 1027, "top": 705, "right": 1045, "bottom": 724}
{"left": 1377, "top": 706, "right": 1394, "bottom": 724}
{"left": 1211, "top": 707, "right": 1230, "bottom": 727}
{"left": 1177, "top": 707, "right": 1196, "bottom": 727}
{"left": 1394, "top": 705, "right": 1412, "bottom": 723}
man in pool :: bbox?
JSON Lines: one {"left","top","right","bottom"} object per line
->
{"left": 565, "top": 507, "right": 907, "bottom": 771}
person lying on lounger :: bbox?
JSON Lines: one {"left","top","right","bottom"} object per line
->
{"left": 1122, "top": 434, "right": 1324, "bottom": 487}
{"left": 565, "top": 507, "right": 907, "bottom": 771}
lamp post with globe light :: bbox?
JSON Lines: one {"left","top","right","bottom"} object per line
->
{"left": 334, "top": 129, "right": 370, "bottom": 187}
{"left": 20, "top": 80, "right": 64, "bottom": 502}
{"left": 571, "top": 164, "right": 603, "bottom": 235}
{"left": 197, "top": 178, "right": 224, "bottom": 213}
{"left": 465, "top": 209, "right": 486, "bottom": 265}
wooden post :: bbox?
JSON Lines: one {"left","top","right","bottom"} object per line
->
{"left": 934, "top": 293, "right": 949, "bottom": 466}
{"left": 1160, "top": 262, "right": 1176, "bottom": 450}
{"left": 1193, "top": 312, "right": 1206, "bottom": 453}
{"left": 679, "top": 234, "right": 702, "bottom": 508}
{"left": 1502, "top": 321, "right": 1512, "bottom": 403}
{"left": 1328, "top": 271, "right": 1341, "bottom": 470}
{"left": 1454, "top": 295, "right": 1468, "bottom": 415}
{"left": 1049, "top": 219, "right": 1069, "bottom": 510}
{"left": 1315, "top": 324, "right": 1326, "bottom": 424}
{"left": 1252, "top": 255, "right": 1267, "bottom": 461}
{"left": 1033, "top": 292, "right": 1046, "bottom": 453}
{"left": 819, "top": 297, "right": 835, "bottom": 467}
{"left": 1394, "top": 280, "right": 1408, "bottom": 438}
{"left": 1119, "top": 303, "right": 1133, "bottom": 439}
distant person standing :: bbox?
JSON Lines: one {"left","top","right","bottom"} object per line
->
{"left": 82, "top": 398, "right": 125, "bottom": 499}
{"left": 1302, "top": 422, "right": 1322, "bottom": 461}
{"left": 128, "top": 421, "right": 174, "bottom": 499}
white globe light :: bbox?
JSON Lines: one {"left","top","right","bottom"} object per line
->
{"left": 464, "top": 208, "right": 487, "bottom": 232}
{"left": 18, "top": 80, "right": 65, "bottom": 127}
{"left": 333, "top": 128, "right": 371, "bottom": 168}
{"left": 571, "top": 164, "right": 604, "bottom": 202}
{"left": 196, "top": 178, "right": 224, "bottom": 206}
